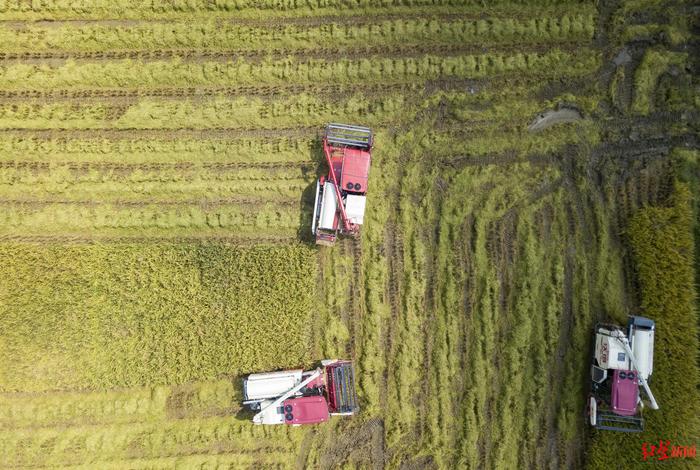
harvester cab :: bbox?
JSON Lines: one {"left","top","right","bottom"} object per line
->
{"left": 242, "top": 359, "right": 359, "bottom": 426}
{"left": 312, "top": 123, "right": 373, "bottom": 246}
{"left": 589, "top": 316, "right": 658, "bottom": 432}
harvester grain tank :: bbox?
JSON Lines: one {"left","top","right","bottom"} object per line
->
{"left": 312, "top": 123, "right": 373, "bottom": 246}
{"left": 242, "top": 359, "right": 359, "bottom": 425}
{"left": 588, "top": 316, "right": 659, "bottom": 432}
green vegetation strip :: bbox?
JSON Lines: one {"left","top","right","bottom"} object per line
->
{"left": 588, "top": 183, "right": 700, "bottom": 469}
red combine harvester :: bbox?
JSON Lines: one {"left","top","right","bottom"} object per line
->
{"left": 588, "top": 316, "right": 659, "bottom": 432}
{"left": 312, "top": 123, "right": 373, "bottom": 246}
{"left": 242, "top": 360, "right": 359, "bottom": 425}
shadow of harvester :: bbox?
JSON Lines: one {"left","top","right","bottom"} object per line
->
{"left": 297, "top": 136, "right": 325, "bottom": 245}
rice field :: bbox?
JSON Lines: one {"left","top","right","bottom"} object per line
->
{"left": 0, "top": 0, "right": 696, "bottom": 468}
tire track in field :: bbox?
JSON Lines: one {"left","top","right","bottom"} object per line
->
{"left": 338, "top": 236, "right": 365, "bottom": 379}
{"left": 0, "top": 75, "right": 591, "bottom": 103}
{"left": 0, "top": 121, "right": 537, "bottom": 136}
{"left": 543, "top": 200, "right": 577, "bottom": 469}
{"left": 383, "top": 217, "right": 403, "bottom": 404}
{"left": 381, "top": 153, "right": 407, "bottom": 421}
{"left": 0, "top": 82, "right": 422, "bottom": 102}
{"left": 418, "top": 172, "right": 446, "bottom": 449}
{"left": 319, "top": 417, "right": 385, "bottom": 470}
{"left": 445, "top": 151, "right": 559, "bottom": 169}
{"left": 337, "top": 238, "right": 361, "bottom": 354}
{"left": 0, "top": 41, "right": 587, "bottom": 64}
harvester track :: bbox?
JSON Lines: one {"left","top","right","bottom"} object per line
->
{"left": 0, "top": 82, "right": 421, "bottom": 102}
{"left": 383, "top": 219, "right": 404, "bottom": 378}
{"left": 0, "top": 41, "right": 586, "bottom": 64}
{"left": 0, "top": 74, "right": 590, "bottom": 103}
{"left": 337, "top": 237, "right": 364, "bottom": 354}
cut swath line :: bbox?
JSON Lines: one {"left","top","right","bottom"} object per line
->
{"left": 0, "top": 127, "right": 318, "bottom": 139}
{"left": 0, "top": 197, "right": 299, "bottom": 208}
{"left": 0, "top": 160, "right": 310, "bottom": 171}
{"left": 0, "top": 41, "right": 589, "bottom": 64}
{"left": 0, "top": 74, "right": 593, "bottom": 103}
{"left": 0, "top": 233, "right": 299, "bottom": 244}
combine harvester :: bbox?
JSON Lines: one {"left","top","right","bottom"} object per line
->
{"left": 312, "top": 123, "right": 373, "bottom": 246}
{"left": 242, "top": 359, "right": 359, "bottom": 425}
{"left": 588, "top": 315, "right": 659, "bottom": 432}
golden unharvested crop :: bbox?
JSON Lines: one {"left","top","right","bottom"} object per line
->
{"left": 0, "top": 243, "right": 316, "bottom": 392}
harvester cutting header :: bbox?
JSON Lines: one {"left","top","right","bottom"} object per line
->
{"left": 312, "top": 123, "right": 373, "bottom": 246}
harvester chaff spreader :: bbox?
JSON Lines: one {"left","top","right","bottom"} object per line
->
{"left": 312, "top": 123, "right": 373, "bottom": 246}
{"left": 242, "top": 359, "right": 359, "bottom": 425}
{"left": 588, "top": 316, "right": 659, "bottom": 432}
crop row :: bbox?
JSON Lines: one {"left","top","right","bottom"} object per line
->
{"left": 0, "top": 82, "right": 425, "bottom": 101}
{"left": 0, "top": 127, "right": 599, "bottom": 172}
{"left": 0, "top": 94, "right": 410, "bottom": 130}
{"left": 0, "top": 135, "right": 315, "bottom": 163}
{"left": 0, "top": 87, "right": 601, "bottom": 132}
{"left": 0, "top": 83, "right": 598, "bottom": 156}
{"left": 0, "top": 202, "right": 300, "bottom": 231}
{"left": 0, "top": 135, "right": 589, "bottom": 208}
{"left": 0, "top": 15, "right": 594, "bottom": 53}
{"left": 0, "top": 0, "right": 593, "bottom": 20}
{"left": 0, "top": 42, "right": 586, "bottom": 63}
{"left": 0, "top": 178, "right": 310, "bottom": 202}
{"left": 0, "top": 50, "right": 600, "bottom": 90}
{"left": 0, "top": 80, "right": 587, "bottom": 130}
{"left": 0, "top": 73, "right": 588, "bottom": 101}
{"left": 0, "top": 161, "right": 310, "bottom": 184}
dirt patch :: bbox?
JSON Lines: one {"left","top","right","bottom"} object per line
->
{"left": 319, "top": 418, "right": 385, "bottom": 469}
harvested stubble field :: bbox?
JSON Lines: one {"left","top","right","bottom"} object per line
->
{"left": 0, "top": 0, "right": 697, "bottom": 469}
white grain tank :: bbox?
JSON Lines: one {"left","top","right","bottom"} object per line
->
{"left": 243, "top": 370, "right": 303, "bottom": 401}
{"left": 628, "top": 316, "right": 655, "bottom": 380}
{"left": 318, "top": 181, "right": 338, "bottom": 230}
